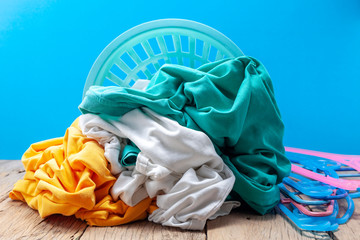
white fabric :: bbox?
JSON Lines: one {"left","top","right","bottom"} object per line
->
{"left": 131, "top": 79, "right": 150, "bottom": 90}
{"left": 77, "top": 118, "right": 127, "bottom": 175}
{"left": 79, "top": 108, "right": 239, "bottom": 230}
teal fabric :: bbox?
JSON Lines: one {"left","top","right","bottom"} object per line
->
{"left": 79, "top": 56, "right": 291, "bottom": 214}
{"left": 120, "top": 144, "right": 140, "bottom": 167}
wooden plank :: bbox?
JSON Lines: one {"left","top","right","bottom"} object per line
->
{"left": 0, "top": 160, "right": 88, "bottom": 240}
{"left": 207, "top": 207, "right": 330, "bottom": 240}
{"left": 0, "top": 199, "right": 87, "bottom": 240}
{"left": 331, "top": 196, "right": 360, "bottom": 239}
{"left": 2, "top": 160, "right": 360, "bottom": 239}
{"left": 0, "top": 159, "right": 23, "bottom": 172}
{"left": 81, "top": 220, "right": 205, "bottom": 240}
{"left": 0, "top": 160, "right": 24, "bottom": 203}
{"left": 0, "top": 160, "right": 24, "bottom": 180}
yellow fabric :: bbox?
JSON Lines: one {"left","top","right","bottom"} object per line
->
{"left": 9, "top": 118, "right": 157, "bottom": 226}
{"left": 75, "top": 196, "right": 158, "bottom": 226}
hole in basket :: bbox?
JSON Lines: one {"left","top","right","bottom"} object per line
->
{"left": 158, "top": 59, "right": 166, "bottom": 67}
{"left": 133, "top": 43, "right": 149, "bottom": 61}
{"left": 110, "top": 64, "right": 127, "bottom": 80}
{"left": 137, "top": 70, "right": 147, "bottom": 79}
{"left": 208, "top": 46, "right": 218, "bottom": 62}
{"left": 170, "top": 57, "right": 178, "bottom": 65}
{"left": 194, "top": 60, "right": 203, "bottom": 68}
{"left": 148, "top": 38, "right": 161, "bottom": 55}
{"left": 182, "top": 57, "right": 190, "bottom": 67}
{"left": 146, "top": 63, "right": 157, "bottom": 74}
{"left": 129, "top": 79, "right": 136, "bottom": 87}
{"left": 103, "top": 77, "right": 119, "bottom": 87}
{"left": 195, "top": 39, "right": 204, "bottom": 56}
{"left": 180, "top": 35, "right": 189, "bottom": 53}
{"left": 164, "top": 35, "right": 175, "bottom": 52}
{"left": 120, "top": 52, "right": 137, "bottom": 70}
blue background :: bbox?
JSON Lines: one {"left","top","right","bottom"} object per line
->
{"left": 1, "top": 0, "right": 359, "bottom": 159}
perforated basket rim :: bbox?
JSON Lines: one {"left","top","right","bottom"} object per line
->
{"left": 83, "top": 19, "right": 244, "bottom": 98}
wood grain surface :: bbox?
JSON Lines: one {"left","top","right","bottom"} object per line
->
{"left": 0, "top": 160, "right": 358, "bottom": 240}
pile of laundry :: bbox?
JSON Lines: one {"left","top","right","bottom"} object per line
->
{"left": 10, "top": 56, "right": 291, "bottom": 230}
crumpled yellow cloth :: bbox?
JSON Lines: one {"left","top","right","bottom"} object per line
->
{"left": 9, "top": 118, "right": 157, "bottom": 226}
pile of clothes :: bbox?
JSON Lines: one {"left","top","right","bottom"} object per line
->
{"left": 10, "top": 56, "right": 291, "bottom": 230}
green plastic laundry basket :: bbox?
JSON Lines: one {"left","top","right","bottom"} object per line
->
{"left": 83, "top": 19, "right": 244, "bottom": 98}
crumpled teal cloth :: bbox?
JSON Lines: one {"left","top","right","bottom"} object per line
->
{"left": 120, "top": 143, "right": 140, "bottom": 167}
{"left": 79, "top": 56, "right": 291, "bottom": 214}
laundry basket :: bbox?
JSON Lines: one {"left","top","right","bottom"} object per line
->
{"left": 83, "top": 19, "right": 244, "bottom": 98}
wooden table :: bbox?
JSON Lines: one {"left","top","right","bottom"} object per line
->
{"left": 1, "top": 160, "right": 359, "bottom": 240}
